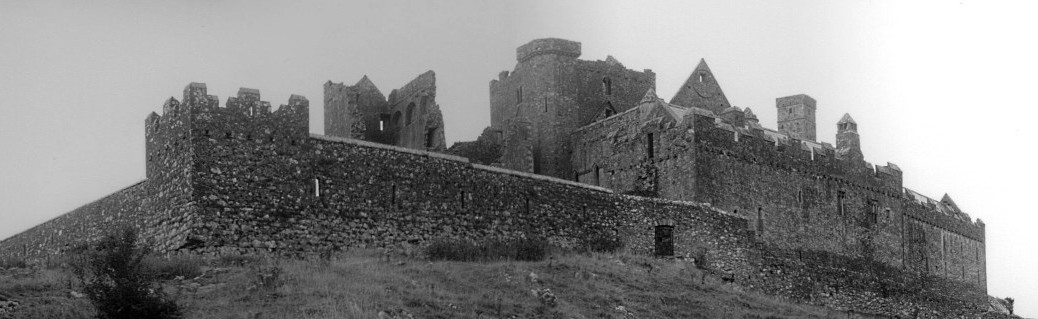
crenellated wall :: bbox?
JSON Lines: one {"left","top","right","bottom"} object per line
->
{"left": 572, "top": 94, "right": 986, "bottom": 293}
{"left": 0, "top": 78, "right": 992, "bottom": 317}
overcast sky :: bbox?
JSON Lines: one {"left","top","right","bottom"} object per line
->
{"left": 1, "top": 0, "right": 1035, "bottom": 315}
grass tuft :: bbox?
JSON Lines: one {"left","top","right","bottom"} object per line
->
{"left": 424, "top": 237, "right": 550, "bottom": 262}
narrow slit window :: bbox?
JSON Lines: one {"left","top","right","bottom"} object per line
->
{"left": 314, "top": 178, "right": 320, "bottom": 197}
{"left": 425, "top": 128, "right": 436, "bottom": 148}
{"left": 647, "top": 133, "right": 655, "bottom": 159}
{"left": 757, "top": 207, "right": 764, "bottom": 234}
{"left": 460, "top": 191, "right": 466, "bottom": 209}
{"left": 837, "top": 190, "right": 846, "bottom": 216}
{"left": 603, "top": 77, "right": 612, "bottom": 95}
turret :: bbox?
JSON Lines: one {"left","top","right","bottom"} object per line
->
{"left": 719, "top": 106, "right": 745, "bottom": 127}
{"left": 776, "top": 94, "right": 816, "bottom": 141}
{"left": 516, "top": 38, "right": 581, "bottom": 62}
{"left": 835, "top": 113, "right": 863, "bottom": 164}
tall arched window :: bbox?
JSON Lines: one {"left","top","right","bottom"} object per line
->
{"left": 406, "top": 102, "right": 416, "bottom": 125}
{"left": 391, "top": 111, "right": 402, "bottom": 129}
{"left": 602, "top": 77, "right": 612, "bottom": 95}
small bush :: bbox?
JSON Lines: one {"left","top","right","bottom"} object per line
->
{"left": 578, "top": 234, "right": 624, "bottom": 253}
{"left": 144, "top": 255, "right": 205, "bottom": 280}
{"left": 251, "top": 265, "right": 282, "bottom": 290}
{"left": 212, "top": 254, "right": 262, "bottom": 267}
{"left": 72, "top": 227, "right": 182, "bottom": 319}
{"left": 0, "top": 256, "right": 27, "bottom": 269}
{"left": 425, "top": 237, "right": 550, "bottom": 262}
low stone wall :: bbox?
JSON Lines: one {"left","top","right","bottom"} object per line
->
{"left": 0, "top": 181, "right": 193, "bottom": 261}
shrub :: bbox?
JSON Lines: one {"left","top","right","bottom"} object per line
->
{"left": 424, "top": 237, "right": 550, "bottom": 262}
{"left": 578, "top": 234, "right": 624, "bottom": 253}
{"left": 0, "top": 256, "right": 27, "bottom": 269}
{"left": 212, "top": 254, "right": 262, "bottom": 267}
{"left": 251, "top": 265, "right": 282, "bottom": 290}
{"left": 72, "top": 227, "right": 182, "bottom": 319}
{"left": 143, "top": 255, "right": 205, "bottom": 280}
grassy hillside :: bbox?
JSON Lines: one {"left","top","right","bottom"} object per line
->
{"left": 0, "top": 249, "right": 900, "bottom": 319}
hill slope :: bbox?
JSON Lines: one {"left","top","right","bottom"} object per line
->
{"left": 1, "top": 250, "right": 1022, "bottom": 318}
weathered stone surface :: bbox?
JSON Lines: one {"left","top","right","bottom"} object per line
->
{"left": 0, "top": 37, "right": 994, "bottom": 318}
{"left": 324, "top": 71, "right": 446, "bottom": 152}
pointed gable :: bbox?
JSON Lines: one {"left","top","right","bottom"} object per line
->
{"left": 669, "top": 58, "right": 731, "bottom": 114}
{"left": 838, "top": 113, "right": 856, "bottom": 124}
{"left": 640, "top": 87, "right": 660, "bottom": 104}
{"left": 941, "top": 194, "right": 962, "bottom": 212}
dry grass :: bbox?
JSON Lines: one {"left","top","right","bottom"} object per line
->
{"left": 175, "top": 249, "right": 859, "bottom": 319}
{"left": 2, "top": 249, "right": 882, "bottom": 319}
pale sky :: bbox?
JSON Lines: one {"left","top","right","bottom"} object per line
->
{"left": 1, "top": 0, "right": 1035, "bottom": 316}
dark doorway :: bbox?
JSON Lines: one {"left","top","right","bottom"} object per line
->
{"left": 654, "top": 225, "right": 674, "bottom": 256}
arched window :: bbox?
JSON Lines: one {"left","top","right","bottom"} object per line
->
{"left": 604, "top": 102, "right": 615, "bottom": 117}
{"left": 425, "top": 127, "right": 437, "bottom": 148}
{"left": 603, "top": 77, "right": 612, "bottom": 95}
{"left": 391, "top": 111, "right": 402, "bottom": 129}
{"left": 406, "top": 102, "right": 416, "bottom": 125}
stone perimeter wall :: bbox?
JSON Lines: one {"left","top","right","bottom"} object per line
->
{"left": 0, "top": 83, "right": 991, "bottom": 317}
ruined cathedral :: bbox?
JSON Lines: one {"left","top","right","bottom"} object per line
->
{"left": 0, "top": 38, "right": 990, "bottom": 316}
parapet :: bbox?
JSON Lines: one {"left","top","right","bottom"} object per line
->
{"left": 776, "top": 94, "right": 817, "bottom": 108}
{"left": 516, "top": 38, "right": 581, "bottom": 62}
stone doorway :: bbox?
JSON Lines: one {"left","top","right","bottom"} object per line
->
{"left": 654, "top": 225, "right": 674, "bottom": 256}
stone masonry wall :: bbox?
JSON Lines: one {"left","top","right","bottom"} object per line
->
{"left": 0, "top": 88, "right": 213, "bottom": 261}
{"left": 490, "top": 38, "right": 654, "bottom": 179}
{"left": 690, "top": 113, "right": 987, "bottom": 292}
{"left": 0, "top": 82, "right": 990, "bottom": 317}
{"left": 571, "top": 102, "right": 697, "bottom": 200}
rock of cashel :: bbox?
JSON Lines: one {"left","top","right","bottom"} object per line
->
{"left": 0, "top": 38, "right": 994, "bottom": 317}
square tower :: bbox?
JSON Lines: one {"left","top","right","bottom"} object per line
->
{"left": 776, "top": 94, "right": 816, "bottom": 141}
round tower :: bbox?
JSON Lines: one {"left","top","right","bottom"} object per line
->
{"left": 516, "top": 38, "right": 581, "bottom": 63}
{"left": 490, "top": 38, "right": 583, "bottom": 177}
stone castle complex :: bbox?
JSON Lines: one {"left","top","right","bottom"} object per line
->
{"left": 0, "top": 38, "right": 992, "bottom": 316}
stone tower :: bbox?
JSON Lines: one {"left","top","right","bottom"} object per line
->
{"left": 489, "top": 38, "right": 654, "bottom": 179}
{"left": 776, "top": 94, "right": 816, "bottom": 141}
{"left": 324, "top": 76, "right": 387, "bottom": 142}
{"left": 835, "top": 113, "right": 863, "bottom": 164}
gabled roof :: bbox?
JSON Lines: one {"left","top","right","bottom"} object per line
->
{"left": 640, "top": 87, "right": 660, "bottom": 104}
{"left": 838, "top": 113, "right": 856, "bottom": 124}
{"left": 941, "top": 194, "right": 961, "bottom": 212}
{"left": 355, "top": 75, "right": 376, "bottom": 88}
{"left": 668, "top": 58, "right": 731, "bottom": 114}
{"left": 744, "top": 107, "right": 758, "bottom": 120}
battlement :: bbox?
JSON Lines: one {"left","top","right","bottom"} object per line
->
{"left": 145, "top": 83, "right": 309, "bottom": 180}
{"left": 516, "top": 38, "right": 581, "bottom": 62}
{"left": 776, "top": 94, "right": 817, "bottom": 108}
{"left": 690, "top": 112, "right": 984, "bottom": 236}
{"left": 694, "top": 112, "right": 903, "bottom": 193}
